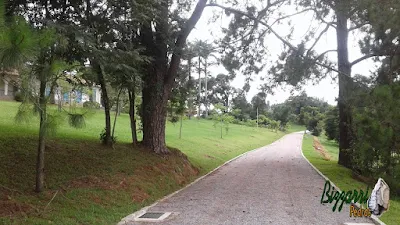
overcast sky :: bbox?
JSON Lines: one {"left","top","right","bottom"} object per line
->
{"left": 187, "top": 2, "right": 377, "bottom": 105}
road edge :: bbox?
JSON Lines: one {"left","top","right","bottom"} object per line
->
{"left": 117, "top": 133, "right": 288, "bottom": 225}
{"left": 299, "top": 133, "right": 386, "bottom": 225}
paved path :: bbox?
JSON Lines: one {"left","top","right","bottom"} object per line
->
{"left": 119, "top": 133, "right": 374, "bottom": 225}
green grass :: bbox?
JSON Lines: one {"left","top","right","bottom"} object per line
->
{"left": 0, "top": 101, "right": 285, "bottom": 224}
{"left": 302, "top": 134, "right": 400, "bottom": 225}
{"left": 286, "top": 123, "right": 305, "bottom": 133}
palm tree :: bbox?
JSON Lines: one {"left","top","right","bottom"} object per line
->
{"left": 192, "top": 40, "right": 219, "bottom": 118}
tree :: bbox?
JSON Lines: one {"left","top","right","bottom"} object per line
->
{"left": 182, "top": 43, "right": 198, "bottom": 120}
{"left": 192, "top": 40, "right": 219, "bottom": 117}
{"left": 271, "top": 103, "right": 291, "bottom": 128}
{"left": 212, "top": 103, "right": 233, "bottom": 138}
{"left": 8, "top": 0, "right": 210, "bottom": 153}
{"left": 0, "top": 8, "right": 88, "bottom": 192}
{"left": 231, "top": 89, "right": 252, "bottom": 121}
{"left": 351, "top": 84, "right": 400, "bottom": 194}
{"left": 324, "top": 105, "right": 339, "bottom": 142}
{"left": 139, "top": 0, "right": 208, "bottom": 153}
{"left": 250, "top": 92, "right": 268, "bottom": 119}
{"left": 208, "top": 73, "right": 234, "bottom": 110}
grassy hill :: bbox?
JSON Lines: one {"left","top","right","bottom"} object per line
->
{"left": 0, "top": 101, "right": 290, "bottom": 224}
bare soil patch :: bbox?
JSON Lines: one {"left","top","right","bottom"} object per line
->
{"left": 312, "top": 136, "right": 332, "bottom": 161}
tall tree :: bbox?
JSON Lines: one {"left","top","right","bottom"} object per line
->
{"left": 250, "top": 92, "right": 268, "bottom": 119}
{"left": 192, "top": 40, "right": 218, "bottom": 117}
{"left": 231, "top": 89, "right": 252, "bottom": 121}
{"left": 209, "top": 73, "right": 234, "bottom": 111}
{"left": 139, "top": 0, "right": 208, "bottom": 153}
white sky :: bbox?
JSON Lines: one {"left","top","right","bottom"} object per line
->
{"left": 187, "top": 3, "right": 377, "bottom": 105}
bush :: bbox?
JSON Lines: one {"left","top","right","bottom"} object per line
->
{"left": 14, "top": 92, "right": 23, "bottom": 102}
{"left": 83, "top": 101, "right": 100, "bottom": 109}
{"left": 311, "top": 121, "right": 323, "bottom": 136}
{"left": 246, "top": 119, "right": 257, "bottom": 127}
{"left": 268, "top": 120, "right": 279, "bottom": 132}
{"left": 99, "top": 128, "right": 116, "bottom": 144}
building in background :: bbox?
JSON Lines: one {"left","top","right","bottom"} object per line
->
{"left": 1, "top": 69, "right": 102, "bottom": 106}
{"left": 0, "top": 69, "right": 19, "bottom": 100}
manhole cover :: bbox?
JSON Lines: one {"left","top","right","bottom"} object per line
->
{"left": 135, "top": 212, "right": 172, "bottom": 222}
{"left": 139, "top": 212, "right": 165, "bottom": 219}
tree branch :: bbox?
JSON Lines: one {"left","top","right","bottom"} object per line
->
{"left": 165, "top": 0, "right": 208, "bottom": 88}
{"left": 316, "top": 49, "right": 337, "bottom": 59}
{"left": 311, "top": 5, "right": 336, "bottom": 29}
{"left": 348, "top": 22, "right": 368, "bottom": 31}
{"left": 270, "top": 8, "right": 315, "bottom": 27}
{"left": 207, "top": 3, "right": 297, "bottom": 51}
{"left": 306, "top": 22, "right": 333, "bottom": 56}
{"left": 207, "top": 1, "right": 373, "bottom": 86}
{"left": 350, "top": 54, "right": 376, "bottom": 67}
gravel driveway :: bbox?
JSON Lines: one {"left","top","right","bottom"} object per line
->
{"left": 119, "top": 133, "right": 374, "bottom": 225}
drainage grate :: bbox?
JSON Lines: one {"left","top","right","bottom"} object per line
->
{"left": 138, "top": 212, "right": 166, "bottom": 219}
{"left": 135, "top": 212, "right": 172, "bottom": 222}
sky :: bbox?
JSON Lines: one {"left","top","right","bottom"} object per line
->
{"left": 187, "top": 2, "right": 377, "bottom": 106}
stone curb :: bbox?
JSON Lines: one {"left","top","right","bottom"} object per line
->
{"left": 118, "top": 133, "right": 288, "bottom": 225}
{"left": 299, "top": 134, "right": 386, "bottom": 225}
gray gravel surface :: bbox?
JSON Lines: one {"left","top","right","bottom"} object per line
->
{"left": 119, "top": 133, "right": 374, "bottom": 225}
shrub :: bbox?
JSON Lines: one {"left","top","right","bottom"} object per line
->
{"left": 99, "top": 128, "right": 116, "bottom": 144}
{"left": 83, "top": 101, "right": 100, "bottom": 109}
{"left": 246, "top": 119, "right": 257, "bottom": 127}
{"left": 268, "top": 120, "right": 279, "bottom": 132}
{"left": 311, "top": 121, "right": 323, "bottom": 136}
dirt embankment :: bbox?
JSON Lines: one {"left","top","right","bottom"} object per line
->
{"left": 0, "top": 141, "right": 199, "bottom": 221}
{"left": 312, "top": 136, "right": 332, "bottom": 161}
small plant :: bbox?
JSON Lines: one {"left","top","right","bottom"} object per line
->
{"left": 68, "top": 113, "right": 86, "bottom": 129}
{"left": 100, "top": 128, "right": 117, "bottom": 145}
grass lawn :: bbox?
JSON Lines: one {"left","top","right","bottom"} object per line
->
{"left": 286, "top": 123, "right": 305, "bottom": 133}
{"left": 302, "top": 134, "right": 400, "bottom": 225}
{"left": 0, "top": 101, "right": 285, "bottom": 224}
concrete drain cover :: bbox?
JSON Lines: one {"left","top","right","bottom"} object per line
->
{"left": 135, "top": 212, "right": 172, "bottom": 222}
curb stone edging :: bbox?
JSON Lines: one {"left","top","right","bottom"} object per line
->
{"left": 299, "top": 133, "right": 386, "bottom": 225}
{"left": 117, "top": 133, "right": 288, "bottom": 225}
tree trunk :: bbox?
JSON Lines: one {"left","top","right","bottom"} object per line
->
{"left": 179, "top": 114, "right": 183, "bottom": 139}
{"left": 57, "top": 87, "right": 62, "bottom": 112}
{"left": 220, "top": 117, "right": 223, "bottom": 139}
{"left": 336, "top": 8, "right": 353, "bottom": 168}
{"left": 128, "top": 89, "right": 137, "bottom": 146}
{"left": 188, "top": 57, "right": 192, "bottom": 120}
{"left": 204, "top": 57, "right": 208, "bottom": 117}
{"left": 140, "top": 0, "right": 208, "bottom": 153}
{"left": 141, "top": 69, "right": 169, "bottom": 154}
{"left": 35, "top": 80, "right": 47, "bottom": 193}
{"left": 111, "top": 88, "right": 123, "bottom": 140}
{"left": 96, "top": 64, "right": 112, "bottom": 146}
{"left": 197, "top": 56, "right": 201, "bottom": 118}
{"left": 49, "top": 86, "right": 56, "bottom": 104}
